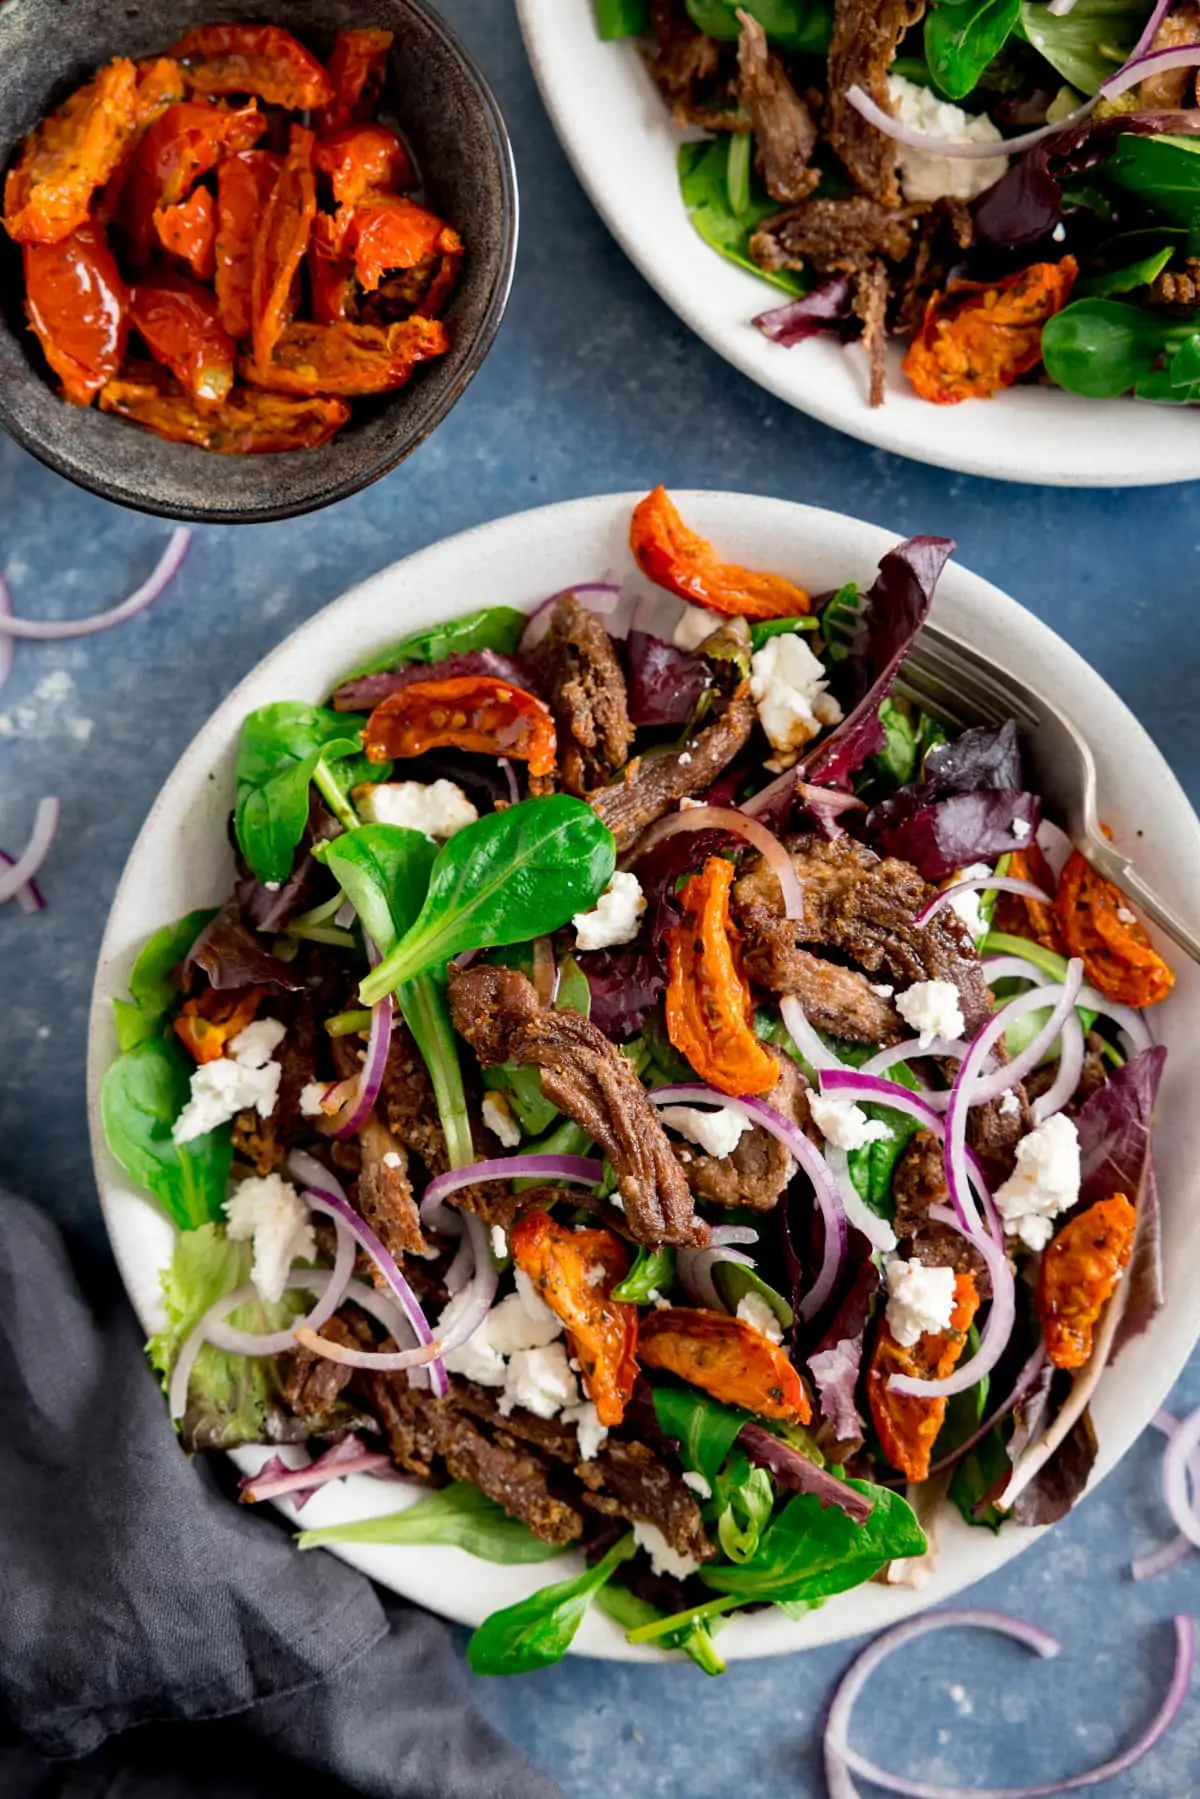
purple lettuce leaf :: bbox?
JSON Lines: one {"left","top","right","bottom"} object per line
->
{"left": 330, "top": 648, "right": 533, "bottom": 713}
{"left": 1010, "top": 1408, "right": 1098, "bottom": 1528}
{"left": 575, "top": 945, "right": 666, "bottom": 1039}
{"left": 187, "top": 900, "right": 310, "bottom": 993}
{"left": 867, "top": 788, "right": 1042, "bottom": 883}
{"left": 1077, "top": 1045, "right": 1167, "bottom": 1357}
{"left": 625, "top": 630, "right": 711, "bottom": 727}
{"left": 738, "top": 1422, "right": 874, "bottom": 1523}
{"left": 923, "top": 720, "right": 1024, "bottom": 795}
{"left": 754, "top": 276, "right": 859, "bottom": 347}
{"left": 807, "top": 1338, "right": 866, "bottom": 1442}
{"left": 235, "top": 795, "right": 341, "bottom": 935}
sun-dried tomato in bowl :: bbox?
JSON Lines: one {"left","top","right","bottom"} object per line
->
{"left": 1, "top": 21, "right": 461, "bottom": 453}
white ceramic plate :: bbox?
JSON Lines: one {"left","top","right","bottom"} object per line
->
{"left": 516, "top": 3, "right": 1200, "bottom": 488}
{"left": 88, "top": 491, "right": 1200, "bottom": 1661}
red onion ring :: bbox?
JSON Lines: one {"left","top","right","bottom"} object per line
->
{"left": 0, "top": 847, "right": 45, "bottom": 915}
{"left": 443, "top": 1227, "right": 476, "bottom": 1296}
{"left": 845, "top": 82, "right": 1096, "bottom": 160}
{"left": 824, "top": 1142, "right": 897, "bottom": 1254}
{"left": 1077, "top": 983, "right": 1153, "bottom": 1056}
{"left": 916, "top": 876, "right": 1050, "bottom": 928}
{"left": 630, "top": 805, "right": 806, "bottom": 920}
{"left": 320, "top": 992, "right": 394, "bottom": 1139}
{"left": 1132, "top": 1409, "right": 1199, "bottom": 1582}
{"left": 1101, "top": 42, "right": 1200, "bottom": 98}
{"left": 1161, "top": 1403, "right": 1200, "bottom": 1551}
{"left": 419, "top": 1153, "right": 604, "bottom": 1226}
{"left": 984, "top": 955, "right": 1052, "bottom": 986}
{"left": 205, "top": 1211, "right": 357, "bottom": 1355}
{"left": 498, "top": 758, "right": 520, "bottom": 805}
{"left": 886, "top": 1203, "right": 1014, "bottom": 1399}
{"left": 928, "top": 1343, "right": 1048, "bottom": 1477}
{"left": 1129, "top": 0, "right": 1175, "bottom": 62}
{"left": 780, "top": 994, "right": 847, "bottom": 1073}
{"left": 0, "top": 528, "right": 190, "bottom": 640}
{"left": 0, "top": 797, "right": 60, "bottom": 906}
{"left": 824, "top": 1609, "right": 1195, "bottom": 1799}
{"left": 518, "top": 582, "right": 620, "bottom": 654}
{"left": 676, "top": 1244, "right": 755, "bottom": 1311}
{"left": 1029, "top": 1008, "right": 1086, "bottom": 1124}
{"left": 239, "top": 1442, "right": 393, "bottom": 1506}
{"left": 741, "top": 765, "right": 867, "bottom": 825}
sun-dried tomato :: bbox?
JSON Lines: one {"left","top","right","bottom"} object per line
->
{"left": 902, "top": 258, "right": 1077, "bottom": 406}
{"left": 120, "top": 100, "right": 265, "bottom": 264}
{"left": 250, "top": 125, "right": 317, "bottom": 368}
{"left": 23, "top": 221, "right": 129, "bottom": 406}
{"left": 315, "top": 125, "right": 411, "bottom": 207}
{"left": 630, "top": 486, "right": 811, "bottom": 620}
{"left": 509, "top": 1211, "right": 639, "bottom": 1427}
{"left": 363, "top": 675, "right": 558, "bottom": 777}
{"left": 307, "top": 213, "right": 358, "bottom": 325}
{"left": 134, "top": 58, "right": 188, "bottom": 128}
{"left": 867, "top": 1272, "right": 979, "bottom": 1483}
{"left": 242, "top": 315, "right": 449, "bottom": 396}
{"left": 154, "top": 185, "right": 216, "bottom": 281}
{"left": 99, "top": 360, "right": 350, "bottom": 451}
{"left": 992, "top": 841, "right": 1065, "bottom": 955}
{"left": 3, "top": 59, "right": 140, "bottom": 245}
{"left": 213, "top": 149, "right": 280, "bottom": 339}
{"left": 317, "top": 28, "right": 393, "bottom": 133}
{"left": 665, "top": 856, "right": 780, "bottom": 1098}
{"left": 1054, "top": 847, "right": 1174, "bottom": 1007}
{"left": 638, "top": 1306, "right": 811, "bottom": 1422}
{"left": 132, "top": 277, "right": 236, "bottom": 408}
{"left": 174, "top": 987, "right": 263, "bottom": 1064}
{"left": 332, "top": 195, "right": 453, "bottom": 294}
{"left": 1037, "top": 1194, "right": 1137, "bottom": 1371}
{"left": 171, "top": 24, "right": 334, "bottom": 111}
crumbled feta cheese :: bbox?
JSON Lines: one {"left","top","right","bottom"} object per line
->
{"left": 896, "top": 979, "right": 965, "bottom": 1048}
{"left": 737, "top": 1291, "right": 784, "bottom": 1344}
{"left": 681, "top": 1470, "right": 711, "bottom": 1499}
{"left": 491, "top": 1225, "right": 508, "bottom": 1260}
{"left": 994, "top": 1114, "right": 1081, "bottom": 1252}
{"left": 299, "top": 1081, "right": 328, "bottom": 1118}
{"left": 679, "top": 796, "right": 705, "bottom": 810}
{"left": 674, "top": 603, "right": 718, "bottom": 652}
{"left": 382, "top": 1151, "right": 402, "bottom": 1169}
{"left": 357, "top": 778, "right": 478, "bottom": 839}
{"left": 998, "top": 1089, "right": 1020, "bottom": 1117}
{"left": 652, "top": 1295, "right": 673, "bottom": 1310}
{"left": 264, "top": 880, "right": 281, "bottom": 893}
{"left": 442, "top": 1330, "right": 507, "bottom": 1387}
{"left": 1012, "top": 818, "right": 1032, "bottom": 840}
{"left": 647, "top": 1288, "right": 662, "bottom": 1304}
{"left": 610, "top": 1193, "right": 625, "bottom": 1214}
{"left": 499, "top": 1342, "right": 580, "bottom": 1419}
{"left": 871, "top": 982, "right": 894, "bottom": 998}
{"left": 808, "top": 1091, "right": 892, "bottom": 1153}
{"left": 586, "top": 1261, "right": 607, "bottom": 1288}
{"left": 572, "top": 870, "right": 646, "bottom": 951}
{"left": 563, "top": 1399, "right": 608, "bottom": 1460}
{"left": 225, "top": 1173, "right": 315, "bottom": 1304}
{"left": 229, "top": 1017, "right": 286, "bottom": 1068}
{"left": 1117, "top": 906, "right": 1137, "bottom": 926}
{"left": 482, "top": 1089, "right": 521, "bottom": 1148}
{"left": 885, "top": 74, "right": 1008, "bottom": 204}
{"left": 1051, "top": 221, "right": 1066, "bottom": 243}
{"left": 659, "top": 1103, "right": 751, "bottom": 1159}
{"left": 749, "top": 632, "right": 843, "bottom": 765}
{"left": 884, "top": 1256, "right": 957, "bottom": 1349}
{"left": 487, "top": 1284, "right": 562, "bottom": 1354}
{"left": 172, "top": 1048, "right": 282, "bottom": 1144}
{"left": 947, "top": 863, "right": 992, "bottom": 942}
{"left": 678, "top": 751, "right": 692, "bottom": 766}
{"left": 633, "top": 1519, "right": 701, "bottom": 1579}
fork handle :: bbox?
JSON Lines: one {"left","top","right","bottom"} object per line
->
{"left": 1083, "top": 835, "right": 1200, "bottom": 969}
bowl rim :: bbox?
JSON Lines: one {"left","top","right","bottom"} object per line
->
{"left": 0, "top": 0, "right": 519, "bottom": 524}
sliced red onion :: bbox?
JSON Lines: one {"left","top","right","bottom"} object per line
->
{"left": 1130, "top": 0, "right": 1175, "bottom": 61}
{"left": 239, "top": 1438, "right": 392, "bottom": 1507}
{"left": 432, "top": 1210, "right": 500, "bottom": 1348}
{"left": 1029, "top": 1009, "right": 1086, "bottom": 1124}
{"left": 631, "top": 804, "right": 806, "bottom": 920}
{"left": 886, "top": 1203, "right": 1014, "bottom": 1399}
{"left": 0, "top": 797, "right": 60, "bottom": 906}
{"left": 1132, "top": 1409, "right": 1197, "bottom": 1582}
{"left": 984, "top": 955, "right": 1052, "bottom": 987}
{"left": 0, "top": 570, "right": 12, "bottom": 694}
{"left": 419, "top": 1153, "right": 604, "bottom": 1226}
{"left": 1162, "top": 1403, "right": 1200, "bottom": 1551}
{"left": 825, "top": 1142, "right": 897, "bottom": 1254}
{"left": 741, "top": 766, "right": 867, "bottom": 827}
{"left": 916, "top": 876, "right": 1050, "bottom": 928}
{"left": 1101, "top": 42, "right": 1200, "bottom": 99}
{"left": 287, "top": 1149, "right": 349, "bottom": 1203}
{"left": 443, "top": 1227, "right": 476, "bottom": 1297}
{"left": 0, "top": 528, "right": 190, "bottom": 639}
{"left": 1077, "top": 983, "right": 1153, "bottom": 1056}
{"left": 0, "top": 847, "right": 45, "bottom": 915}
{"left": 677, "top": 1244, "right": 755, "bottom": 1311}
{"left": 859, "top": 1037, "right": 966, "bottom": 1110}
{"left": 824, "top": 1609, "right": 1195, "bottom": 1799}
{"left": 205, "top": 1211, "right": 357, "bottom": 1355}
{"left": 498, "top": 758, "right": 520, "bottom": 804}
{"left": 845, "top": 82, "right": 1096, "bottom": 159}
{"left": 322, "top": 992, "right": 393, "bottom": 1139}
{"left": 519, "top": 582, "right": 621, "bottom": 654}
{"left": 780, "top": 994, "right": 848, "bottom": 1074}
{"left": 928, "top": 1343, "right": 1048, "bottom": 1478}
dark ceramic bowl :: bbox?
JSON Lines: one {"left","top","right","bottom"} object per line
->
{"left": 0, "top": 0, "right": 517, "bottom": 522}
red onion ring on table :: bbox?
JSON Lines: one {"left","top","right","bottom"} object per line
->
{"left": 0, "top": 528, "right": 190, "bottom": 640}
{"left": 1161, "top": 1402, "right": 1200, "bottom": 1552}
{"left": 0, "top": 797, "right": 59, "bottom": 906}
{"left": 823, "top": 1608, "right": 1195, "bottom": 1799}
{"left": 629, "top": 805, "right": 806, "bottom": 919}
{"left": 419, "top": 1153, "right": 604, "bottom": 1228}
{"left": 1132, "top": 1409, "right": 1200, "bottom": 1582}
{"left": 0, "top": 847, "right": 45, "bottom": 914}
{"left": 915, "top": 875, "right": 1051, "bottom": 928}
{"left": 844, "top": 82, "right": 1097, "bottom": 159}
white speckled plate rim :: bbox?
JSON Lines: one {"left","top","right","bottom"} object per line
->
{"left": 87, "top": 491, "right": 1200, "bottom": 1660}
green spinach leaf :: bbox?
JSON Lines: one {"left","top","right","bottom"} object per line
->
{"left": 234, "top": 702, "right": 368, "bottom": 885}
{"left": 323, "top": 824, "right": 437, "bottom": 955}
{"left": 336, "top": 607, "right": 527, "bottom": 685}
{"left": 1101, "top": 132, "right": 1200, "bottom": 225}
{"left": 1078, "top": 245, "right": 1174, "bottom": 297}
{"left": 612, "top": 1245, "right": 676, "bottom": 1304}
{"left": 679, "top": 139, "right": 809, "bottom": 295}
{"left": 713, "top": 1448, "right": 776, "bottom": 1563}
{"left": 1020, "top": 0, "right": 1151, "bottom": 94}
{"left": 113, "top": 909, "right": 216, "bottom": 1052}
{"left": 398, "top": 969, "right": 475, "bottom": 1171}
{"left": 685, "top": 0, "right": 832, "bottom": 52}
{"left": 712, "top": 1261, "right": 794, "bottom": 1329}
{"left": 101, "top": 1036, "right": 231, "bottom": 1232}
{"left": 748, "top": 616, "right": 820, "bottom": 651}
{"left": 467, "top": 1532, "right": 635, "bottom": 1675}
{"left": 594, "top": 1584, "right": 725, "bottom": 1674}
{"left": 948, "top": 1419, "right": 1009, "bottom": 1531}
{"left": 1041, "top": 298, "right": 1196, "bottom": 397}
{"left": 924, "top": 0, "right": 1020, "bottom": 101}
{"left": 297, "top": 1480, "right": 565, "bottom": 1561}
{"left": 701, "top": 1480, "right": 925, "bottom": 1603}
{"left": 652, "top": 1384, "right": 748, "bottom": 1486}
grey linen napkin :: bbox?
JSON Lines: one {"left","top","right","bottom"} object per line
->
{"left": 0, "top": 1190, "right": 561, "bottom": 1799}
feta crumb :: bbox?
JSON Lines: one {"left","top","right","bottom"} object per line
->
{"left": 563, "top": 1399, "right": 608, "bottom": 1460}
{"left": 225, "top": 1173, "right": 315, "bottom": 1304}
{"left": 1117, "top": 906, "right": 1137, "bottom": 926}
{"left": 647, "top": 1288, "right": 662, "bottom": 1303}
{"left": 736, "top": 1291, "right": 784, "bottom": 1344}
{"left": 299, "top": 1081, "right": 328, "bottom": 1117}
{"left": 1012, "top": 819, "right": 1032, "bottom": 840}
{"left": 679, "top": 796, "right": 705, "bottom": 810}
{"left": 885, "top": 74, "right": 1008, "bottom": 204}
{"left": 681, "top": 1470, "right": 712, "bottom": 1499}
{"left": 442, "top": 1329, "right": 507, "bottom": 1387}
{"left": 871, "top": 982, "right": 894, "bottom": 998}
{"left": 749, "top": 632, "right": 843, "bottom": 765}
{"left": 632, "top": 1518, "right": 701, "bottom": 1579}
{"left": 483, "top": 1290, "right": 562, "bottom": 1356}
{"left": 808, "top": 1091, "right": 892, "bottom": 1153}
{"left": 674, "top": 603, "right": 717, "bottom": 652}
{"left": 1051, "top": 221, "right": 1067, "bottom": 243}
{"left": 482, "top": 1089, "right": 522, "bottom": 1148}
{"left": 998, "top": 1089, "right": 1020, "bottom": 1117}
{"left": 498, "top": 1342, "right": 579, "bottom": 1419}
{"left": 264, "top": 880, "right": 282, "bottom": 892}
{"left": 652, "top": 1295, "right": 673, "bottom": 1310}
{"left": 610, "top": 1193, "right": 625, "bottom": 1214}
{"left": 994, "top": 1113, "right": 1081, "bottom": 1252}
{"left": 679, "top": 751, "right": 692, "bottom": 766}
{"left": 658, "top": 1103, "right": 751, "bottom": 1159}
{"left": 172, "top": 1054, "right": 281, "bottom": 1143}
{"left": 491, "top": 1225, "right": 508, "bottom": 1260}
{"left": 585, "top": 1261, "right": 608, "bottom": 1288}
{"left": 357, "top": 778, "right": 479, "bottom": 839}
{"left": 229, "top": 1017, "right": 286, "bottom": 1068}
{"left": 573, "top": 870, "right": 646, "bottom": 951}
{"left": 382, "top": 1151, "right": 402, "bottom": 1169}
{"left": 947, "top": 863, "right": 992, "bottom": 942}
{"left": 896, "top": 979, "right": 965, "bottom": 1048}
{"left": 884, "top": 1256, "right": 957, "bottom": 1349}
{"left": 514, "top": 1267, "right": 560, "bottom": 1329}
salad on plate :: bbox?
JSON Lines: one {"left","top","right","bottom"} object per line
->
{"left": 102, "top": 487, "right": 1173, "bottom": 1674}
{"left": 596, "top": 0, "right": 1200, "bottom": 409}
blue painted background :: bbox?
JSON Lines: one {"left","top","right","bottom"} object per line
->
{"left": 1, "top": 1, "right": 1199, "bottom": 1791}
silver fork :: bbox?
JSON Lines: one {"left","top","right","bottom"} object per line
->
{"left": 894, "top": 622, "right": 1200, "bottom": 967}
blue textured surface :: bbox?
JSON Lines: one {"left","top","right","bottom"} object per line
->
{"left": 2, "top": 2, "right": 1200, "bottom": 1793}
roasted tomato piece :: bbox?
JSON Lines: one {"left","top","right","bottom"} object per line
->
{"left": 242, "top": 315, "right": 448, "bottom": 397}
{"left": 335, "top": 195, "right": 451, "bottom": 293}
{"left": 317, "top": 28, "right": 393, "bottom": 133}
{"left": 213, "top": 149, "right": 280, "bottom": 339}
{"left": 250, "top": 125, "right": 317, "bottom": 367}
{"left": 315, "top": 125, "right": 411, "bottom": 207}
{"left": 134, "top": 58, "right": 188, "bottom": 127}
{"left": 132, "top": 278, "right": 236, "bottom": 408}
{"left": 307, "top": 212, "right": 358, "bottom": 325}
{"left": 154, "top": 185, "right": 216, "bottom": 281}
{"left": 638, "top": 1306, "right": 811, "bottom": 1423}
{"left": 364, "top": 674, "right": 557, "bottom": 776}
{"left": 1037, "top": 1195, "right": 1137, "bottom": 1371}
{"left": 867, "top": 1271, "right": 979, "bottom": 1483}
{"left": 359, "top": 228, "right": 464, "bottom": 325}
{"left": 992, "top": 841, "right": 1065, "bottom": 955}
{"left": 174, "top": 987, "right": 263, "bottom": 1064}
{"left": 631, "top": 486, "right": 810, "bottom": 619}
{"left": 3, "top": 58, "right": 140, "bottom": 245}
{"left": 509, "top": 1211, "right": 639, "bottom": 1427}
{"left": 1054, "top": 847, "right": 1175, "bottom": 1007}
{"left": 99, "top": 361, "right": 350, "bottom": 452}
{"left": 665, "top": 856, "right": 780, "bottom": 1098}
{"left": 171, "top": 23, "right": 334, "bottom": 110}
{"left": 120, "top": 100, "right": 265, "bottom": 264}
{"left": 902, "top": 258, "right": 1077, "bottom": 405}
{"left": 23, "top": 222, "right": 129, "bottom": 405}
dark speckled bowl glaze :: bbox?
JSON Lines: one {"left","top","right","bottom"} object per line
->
{"left": 0, "top": 0, "right": 517, "bottom": 522}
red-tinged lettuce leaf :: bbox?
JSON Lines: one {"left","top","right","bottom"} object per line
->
{"left": 238, "top": 1435, "right": 379, "bottom": 1512}
{"left": 867, "top": 787, "right": 1042, "bottom": 882}
{"left": 187, "top": 899, "right": 310, "bottom": 993}
{"left": 1077, "top": 1045, "right": 1167, "bottom": 1357}
{"left": 738, "top": 1422, "right": 874, "bottom": 1523}
{"left": 923, "top": 720, "right": 1024, "bottom": 794}
{"left": 329, "top": 648, "right": 533, "bottom": 713}
{"left": 575, "top": 945, "right": 666, "bottom": 1039}
{"left": 807, "top": 1337, "right": 866, "bottom": 1443}
{"left": 235, "top": 795, "right": 341, "bottom": 934}
{"left": 626, "top": 629, "right": 711, "bottom": 727}
{"left": 754, "top": 276, "right": 859, "bottom": 347}
{"left": 1010, "top": 1408, "right": 1098, "bottom": 1527}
